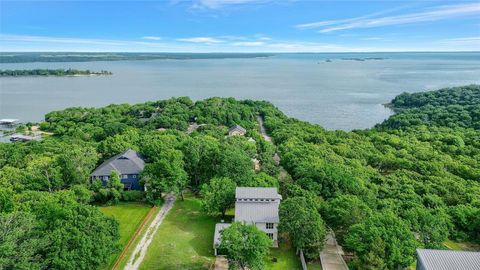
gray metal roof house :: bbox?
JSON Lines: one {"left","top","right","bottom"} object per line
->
{"left": 91, "top": 149, "right": 145, "bottom": 190}
{"left": 228, "top": 125, "right": 246, "bottom": 136}
{"left": 416, "top": 249, "right": 480, "bottom": 270}
{"left": 213, "top": 187, "right": 282, "bottom": 255}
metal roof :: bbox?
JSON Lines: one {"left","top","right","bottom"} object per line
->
{"left": 416, "top": 249, "right": 480, "bottom": 270}
{"left": 91, "top": 149, "right": 145, "bottom": 177}
{"left": 235, "top": 201, "right": 280, "bottom": 223}
{"left": 213, "top": 223, "right": 231, "bottom": 247}
{"left": 235, "top": 187, "right": 281, "bottom": 200}
{"left": 228, "top": 125, "right": 246, "bottom": 133}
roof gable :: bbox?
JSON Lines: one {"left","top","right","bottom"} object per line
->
{"left": 234, "top": 187, "right": 281, "bottom": 223}
{"left": 236, "top": 187, "right": 281, "bottom": 200}
{"left": 228, "top": 125, "right": 246, "bottom": 133}
{"left": 91, "top": 149, "right": 145, "bottom": 177}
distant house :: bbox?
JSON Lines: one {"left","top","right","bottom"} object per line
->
{"left": 416, "top": 249, "right": 480, "bottom": 270}
{"left": 228, "top": 125, "right": 246, "bottom": 136}
{"left": 90, "top": 149, "right": 145, "bottom": 191}
{"left": 213, "top": 187, "right": 282, "bottom": 255}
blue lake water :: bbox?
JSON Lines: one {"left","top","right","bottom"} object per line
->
{"left": 1, "top": 52, "right": 479, "bottom": 131}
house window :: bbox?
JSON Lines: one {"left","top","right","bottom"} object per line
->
{"left": 103, "top": 176, "right": 109, "bottom": 181}
{"left": 267, "top": 233, "right": 274, "bottom": 239}
{"left": 133, "top": 175, "right": 137, "bottom": 178}
{"left": 266, "top": 223, "right": 274, "bottom": 229}
{"left": 122, "top": 174, "right": 128, "bottom": 179}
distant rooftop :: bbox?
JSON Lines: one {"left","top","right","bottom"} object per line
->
{"left": 228, "top": 125, "right": 246, "bottom": 133}
{"left": 235, "top": 187, "right": 281, "bottom": 200}
{"left": 416, "top": 249, "right": 480, "bottom": 270}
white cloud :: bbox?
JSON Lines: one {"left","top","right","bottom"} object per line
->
{"left": 232, "top": 41, "right": 265, "bottom": 46}
{"left": 177, "top": 36, "right": 224, "bottom": 43}
{"left": 297, "top": 3, "right": 480, "bottom": 33}
{"left": 142, "top": 36, "right": 162, "bottom": 40}
{"left": 219, "top": 35, "right": 247, "bottom": 40}
{"left": 0, "top": 34, "right": 125, "bottom": 46}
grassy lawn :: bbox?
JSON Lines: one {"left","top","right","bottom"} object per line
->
{"left": 307, "top": 261, "right": 323, "bottom": 270}
{"left": 265, "top": 242, "right": 302, "bottom": 270}
{"left": 443, "top": 240, "right": 480, "bottom": 251}
{"left": 98, "top": 202, "right": 153, "bottom": 270}
{"left": 139, "top": 196, "right": 217, "bottom": 270}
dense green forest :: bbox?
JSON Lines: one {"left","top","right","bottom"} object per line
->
{"left": 381, "top": 85, "right": 480, "bottom": 129}
{"left": 0, "top": 85, "right": 479, "bottom": 270}
{"left": 0, "top": 69, "right": 112, "bottom": 77}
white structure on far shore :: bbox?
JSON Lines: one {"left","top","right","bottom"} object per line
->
{"left": 213, "top": 187, "right": 282, "bottom": 256}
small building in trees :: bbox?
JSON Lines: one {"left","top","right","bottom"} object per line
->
{"left": 228, "top": 125, "right": 247, "bottom": 136}
{"left": 213, "top": 187, "right": 282, "bottom": 255}
{"left": 90, "top": 149, "right": 145, "bottom": 190}
{"left": 416, "top": 249, "right": 480, "bottom": 270}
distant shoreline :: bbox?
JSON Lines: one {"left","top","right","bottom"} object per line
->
{"left": 0, "top": 69, "right": 112, "bottom": 77}
{"left": 0, "top": 52, "right": 276, "bottom": 63}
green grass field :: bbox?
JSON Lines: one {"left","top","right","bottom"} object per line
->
{"left": 443, "top": 240, "right": 480, "bottom": 251}
{"left": 265, "top": 242, "right": 303, "bottom": 270}
{"left": 137, "top": 195, "right": 302, "bottom": 270}
{"left": 139, "top": 196, "right": 217, "bottom": 270}
{"left": 98, "top": 202, "right": 152, "bottom": 270}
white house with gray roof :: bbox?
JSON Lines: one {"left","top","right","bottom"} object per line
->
{"left": 91, "top": 149, "right": 145, "bottom": 190}
{"left": 213, "top": 187, "right": 282, "bottom": 255}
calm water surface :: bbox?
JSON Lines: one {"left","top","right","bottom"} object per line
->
{"left": 1, "top": 52, "right": 479, "bottom": 131}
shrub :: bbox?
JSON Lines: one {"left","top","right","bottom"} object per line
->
{"left": 121, "top": 190, "right": 145, "bottom": 201}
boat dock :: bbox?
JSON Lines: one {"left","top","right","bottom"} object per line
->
{"left": 0, "top": 119, "right": 20, "bottom": 125}
{"left": 10, "top": 134, "right": 42, "bottom": 142}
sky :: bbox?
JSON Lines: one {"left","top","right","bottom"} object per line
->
{"left": 0, "top": 0, "right": 479, "bottom": 52}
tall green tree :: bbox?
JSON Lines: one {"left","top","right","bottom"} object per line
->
{"left": 26, "top": 156, "right": 63, "bottom": 192}
{"left": 16, "top": 191, "right": 120, "bottom": 270}
{"left": 0, "top": 212, "right": 45, "bottom": 270}
{"left": 344, "top": 211, "right": 417, "bottom": 269}
{"left": 279, "top": 196, "right": 327, "bottom": 260}
{"left": 200, "top": 177, "right": 236, "bottom": 219}
{"left": 143, "top": 149, "right": 188, "bottom": 202}
{"left": 58, "top": 144, "right": 98, "bottom": 186}
{"left": 218, "top": 222, "right": 271, "bottom": 270}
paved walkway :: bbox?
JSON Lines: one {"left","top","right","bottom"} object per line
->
{"left": 320, "top": 231, "right": 349, "bottom": 270}
{"left": 214, "top": 256, "right": 229, "bottom": 270}
{"left": 124, "top": 194, "right": 176, "bottom": 270}
{"left": 257, "top": 115, "right": 272, "bottom": 142}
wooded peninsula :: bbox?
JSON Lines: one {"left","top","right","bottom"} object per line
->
{"left": 0, "top": 85, "right": 478, "bottom": 270}
{"left": 0, "top": 68, "right": 112, "bottom": 77}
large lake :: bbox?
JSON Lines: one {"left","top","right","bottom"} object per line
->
{"left": 1, "top": 52, "right": 479, "bottom": 131}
